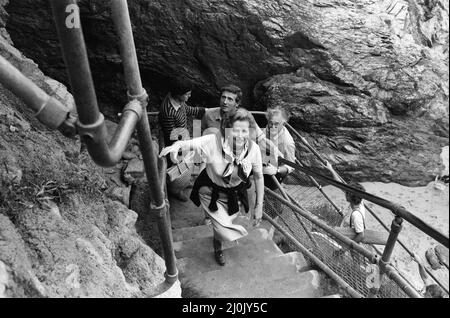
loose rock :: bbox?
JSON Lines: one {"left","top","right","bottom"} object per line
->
{"left": 108, "top": 186, "right": 132, "bottom": 207}
{"left": 425, "top": 247, "right": 442, "bottom": 270}
{"left": 0, "top": 154, "right": 22, "bottom": 185}
{"left": 435, "top": 245, "right": 449, "bottom": 267}
{"left": 122, "top": 151, "right": 137, "bottom": 160}
{"left": 122, "top": 158, "right": 146, "bottom": 185}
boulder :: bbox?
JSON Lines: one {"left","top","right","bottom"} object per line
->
{"left": 435, "top": 245, "right": 449, "bottom": 268}
{"left": 425, "top": 247, "right": 442, "bottom": 270}
{"left": 107, "top": 186, "right": 132, "bottom": 207}
{"left": 122, "top": 151, "right": 137, "bottom": 160}
{"left": 0, "top": 153, "right": 22, "bottom": 186}
{"left": 122, "top": 158, "right": 146, "bottom": 185}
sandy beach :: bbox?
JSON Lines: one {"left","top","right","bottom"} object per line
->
{"left": 321, "top": 179, "right": 449, "bottom": 293}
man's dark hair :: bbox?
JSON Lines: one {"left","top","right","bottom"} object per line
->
{"left": 220, "top": 85, "right": 242, "bottom": 105}
{"left": 169, "top": 78, "right": 193, "bottom": 97}
{"left": 346, "top": 182, "right": 366, "bottom": 205}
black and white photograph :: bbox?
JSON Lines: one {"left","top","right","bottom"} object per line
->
{"left": 0, "top": 0, "right": 448, "bottom": 301}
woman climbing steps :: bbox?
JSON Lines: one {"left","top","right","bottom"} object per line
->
{"left": 159, "top": 108, "right": 264, "bottom": 266}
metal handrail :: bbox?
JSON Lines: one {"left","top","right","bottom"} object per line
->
{"left": 265, "top": 189, "right": 422, "bottom": 298}
{"left": 282, "top": 123, "right": 449, "bottom": 293}
{"left": 270, "top": 177, "right": 321, "bottom": 250}
{"left": 1, "top": 1, "right": 179, "bottom": 288}
{"left": 50, "top": 0, "right": 143, "bottom": 167}
{"left": 284, "top": 123, "right": 328, "bottom": 166}
{"left": 0, "top": 56, "right": 77, "bottom": 137}
{"left": 266, "top": 188, "right": 380, "bottom": 262}
{"left": 49, "top": 0, "right": 178, "bottom": 284}
{"left": 279, "top": 158, "right": 449, "bottom": 248}
{"left": 255, "top": 113, "right": 447, "bottom": 295}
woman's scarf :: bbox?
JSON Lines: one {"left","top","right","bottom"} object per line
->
{"left": 221, "top": 137, "right": 252, "bottom": 184}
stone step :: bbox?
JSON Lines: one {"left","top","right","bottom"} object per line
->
{"left": 186, "top": 268, "right": 321, "bottom": 298}
{"left": 260, "top": 270, "right": 322, "bottom": 298}
{"left": 168, "top": 191, "right": 205, "bottom": 229}
{"left": 320, "top": 294, "right": 343, "bottom": 298}
{"left": 178, "top": 250, "right": 308, "bottom": 279}
{"left": 173, "top": 228, "right": 275, "bottom": 259}
{"left": 172, "top": 224, "right": 213, "bottom": 242}
{"left": 172, "top": 219, "right": 275, "bottom": 243}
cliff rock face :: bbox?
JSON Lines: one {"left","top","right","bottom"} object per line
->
{"left": 1, "top": 1, "right": 172, "bottom": 297}
{"left": 255, "top": 0, "right": 449, "bottom": 185}
{"left": 4, "top": 0, "right": 449, "bottom": 185}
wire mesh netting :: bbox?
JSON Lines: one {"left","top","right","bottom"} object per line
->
{"left": 285, "top": 126, "right": 448, "bottom": 297}
{"left": 263, "top": 188, "right": 410, "bottom": 298}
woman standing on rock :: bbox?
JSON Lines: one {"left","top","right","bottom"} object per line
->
{"left": 159, "top": 108, "right": 264, "bottom": 266}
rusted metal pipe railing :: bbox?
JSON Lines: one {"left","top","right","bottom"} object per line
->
{"left": 110, "top": 0, "right": 178, "bottom": 284}
{"left": 384, "top": 264, "right": 422, "bottom": 298}
{"left": 270, "top": 176, "right": 321, "bottom": 250}
{"left": 286, "top": 131, "right": 448, "bottom": 293}
{"left": 266, "top": 190, "right": 422, "bottom": 298}
{"left": 279, "top": 158, "right": 449, "bottom": 248}
{"left": 0, "top": 56, "right": 76, "bottom": 136}
{"left": 266, "top": 114, "right": 445, "bottom": 295}
{"left": 50, "top": 0, "right": 178, "bottom": 284}
{"left": 382, "top": 217, "right": 404, "bottom": 269}
{"left": 285, "top": 123, "right": 328, "bottom": 166}
{"left": 50, "top": 0, "right": 99, "bottom": 126}
{"left": 294, "top": 159, "right": 343, "bottom": 216}
{"left": 368, "top": 216, "right": 405, "bottom": 298}
{"left": 50, "top": 0, "right": 142, "bottom": 167}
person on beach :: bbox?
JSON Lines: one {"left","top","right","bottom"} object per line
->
{"left": 160, "top": 108, "right": 265, "bottom": 266}
{"left": 158, "top": 78, "right": 205, "bottom": 202}
{"left": 261, "top": 106, "right": 296, "bottom": 190}
{"left": 324, "top": 162, "right": 366, "bottom": 244}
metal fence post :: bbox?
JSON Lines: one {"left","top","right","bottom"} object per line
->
{"left": 110, "top": 0, "right": 178, "bottom": 284}
{"left": 368, "top": 216, "right": 403, "bottom": 298}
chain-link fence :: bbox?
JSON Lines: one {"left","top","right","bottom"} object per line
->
{"left": 263, "top": 188, "right": 410, "bottom": 298}
{"left": 282, "top": 124, "right": 450, "bottom": 297}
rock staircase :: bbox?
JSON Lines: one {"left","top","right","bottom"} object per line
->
{"left": 171, "top": 208, "right": 327, "bottom": 298}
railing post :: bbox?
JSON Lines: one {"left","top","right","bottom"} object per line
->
{"left": 368, "top": 216, "right": 403, "bottom": 298}
{"left": 110, "top": 0, "right": 178, "bottom": 284}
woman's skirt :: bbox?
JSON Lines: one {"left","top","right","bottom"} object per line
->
{"left": 198, "top": 185, "right": 248, "bottom": 242}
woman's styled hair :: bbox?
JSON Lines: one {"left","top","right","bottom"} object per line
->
{"left": 169, "top": 78, "right": 193, "bottom": 97}
{"left": 346, "top": 182, "right": 366, "bottom": 205}
{"left": 266, "top": 106, "right": 290, "bottom": 122}
{"left": 220, "top": 85, "right": 242, "bottom": 105}
{"left": 220, "top": 108, "right": 255, "bottom": 137}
